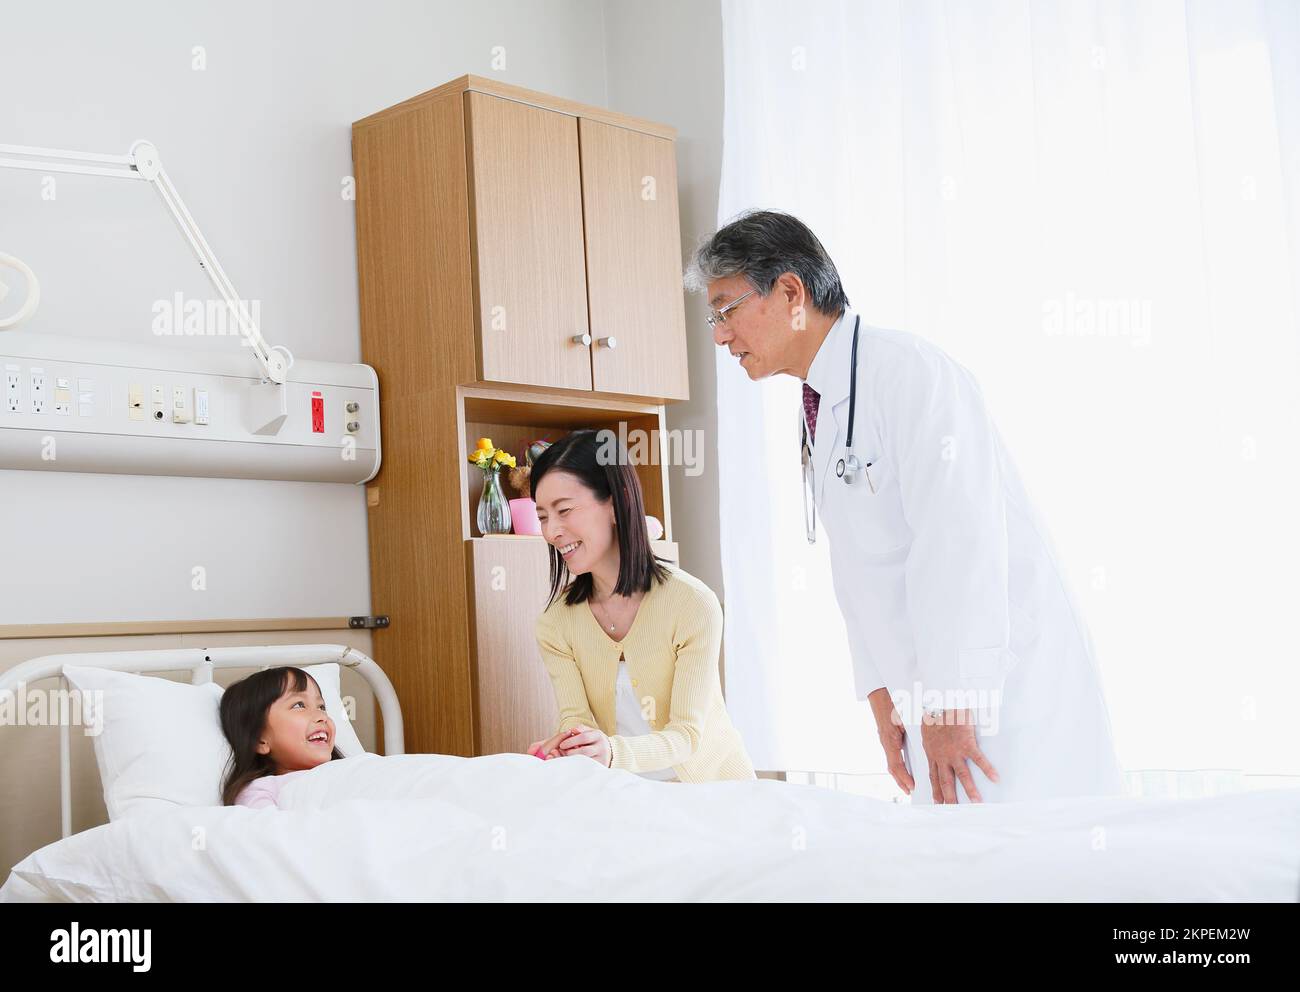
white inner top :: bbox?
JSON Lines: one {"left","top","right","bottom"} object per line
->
{"left": 615, "top": 659, "right": 677, "bottom": 782}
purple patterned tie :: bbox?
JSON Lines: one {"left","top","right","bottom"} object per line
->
{"left": 802, "top": 382, "right": 820, "bottom": 444}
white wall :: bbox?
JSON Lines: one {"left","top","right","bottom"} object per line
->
{"left": 0, "top": 0, "right": 613, "bottom": 623}
{"left": 601, "top": 0, "right": 726, "bottom": 598}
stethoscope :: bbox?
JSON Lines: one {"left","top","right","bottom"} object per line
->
{"left": 801, "top": 314, "right": 874, "bottom": 544}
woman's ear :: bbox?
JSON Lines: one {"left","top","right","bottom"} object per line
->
{"left": 255, "top": 739, "right": 270, "bottom": 756}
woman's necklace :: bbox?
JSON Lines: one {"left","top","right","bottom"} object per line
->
{"left": 591, "top": 595, "right": 620, "bottom": 632}
{"left": 591, "top": 588, "right": 640, "bottom": 636}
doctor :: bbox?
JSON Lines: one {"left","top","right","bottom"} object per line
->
{"left": 687, "top": 210, "right": 1124, "bottom": 804}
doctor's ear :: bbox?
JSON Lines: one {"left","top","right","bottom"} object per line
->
{"left": 775, "top": 271, "right": 803, "bottom": 300}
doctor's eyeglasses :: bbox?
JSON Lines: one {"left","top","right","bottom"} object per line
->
{"left": 705, "top": 289, "right": 755, "bottom": 331}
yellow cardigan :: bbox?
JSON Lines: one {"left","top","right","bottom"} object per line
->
{"left": 534, "top": 564, "right": 755, "bottom": 782}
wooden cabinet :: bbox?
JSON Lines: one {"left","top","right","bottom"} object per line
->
{"left": 357, "top": 75, "right": 689, "bottom": 404}
{"left": 352, "top": 77, "right": 690, "bottom": 758}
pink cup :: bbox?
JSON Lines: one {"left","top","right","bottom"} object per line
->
{"left": 509, "top": 497, "right": 541, "bottom": 536}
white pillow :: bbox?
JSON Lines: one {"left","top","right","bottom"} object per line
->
{"left": 62, "top": 666, "right": 225, "bottom": 820}
{"left": 61, "top": 662, "right": 366, "bottom": 821}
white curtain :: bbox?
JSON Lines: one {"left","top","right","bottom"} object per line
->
{"left": 716, "top": 0, "right": 1300, "bottom": 783}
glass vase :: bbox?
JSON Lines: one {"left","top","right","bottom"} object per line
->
{"left": 476, "top": 465, "right": 512, "bottom": 535}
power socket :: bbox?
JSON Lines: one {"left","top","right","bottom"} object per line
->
{"left": 128, "top": 384, "right": 144, "bottom": 421}
{"left": 171, "top": 384, "right": 191, "bottom": 424}
{"left": 4, "top": 368, "right": 20, "bottom": 413}
{"left": 29, "top": 368, "right": 46, "bottom": 414}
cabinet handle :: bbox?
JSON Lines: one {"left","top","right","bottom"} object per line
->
{"left": 596, "top": 336, "right": 618, "bottom": 350}
{"left": 571, "top": 333, "right": 592, "bottom": 346}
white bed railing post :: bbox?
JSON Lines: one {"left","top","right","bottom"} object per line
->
{"left": 59, "top": 676, "right": 72, "bottom": 840}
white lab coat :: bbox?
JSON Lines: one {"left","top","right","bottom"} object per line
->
{"left": 804, "top": 308, "right": 1124, "bottom": 804}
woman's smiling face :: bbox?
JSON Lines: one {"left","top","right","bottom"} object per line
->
{"left": 534, "top": 470, "right": 616, "bottom": 577}
{"left": 256, "top": 675, "right": 336, "bottom": 773}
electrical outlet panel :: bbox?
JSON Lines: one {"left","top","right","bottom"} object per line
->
{"left": 0, "top": 331, "right": 380, "bottom": 483}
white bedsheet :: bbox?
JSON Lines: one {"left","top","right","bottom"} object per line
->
{"left": 4, "top": 753, "right": 1298, "bottom": 901}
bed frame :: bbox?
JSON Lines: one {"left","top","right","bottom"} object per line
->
{"left": 0, "top": 643, "right": 404, "bottom": 839}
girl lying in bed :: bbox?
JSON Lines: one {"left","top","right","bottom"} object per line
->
{"left": 219, "top": 667, "right": 346, "bottom": 808}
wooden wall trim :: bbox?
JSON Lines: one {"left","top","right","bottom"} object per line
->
{"left": 0, "top": 617, "right": 358, "bottom": 640}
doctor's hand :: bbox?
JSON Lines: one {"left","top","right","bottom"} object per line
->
{"left": 920, "top": 709, "right": 999, "bottom": 804}
{"left": 867, "top": 688, "right": 914, "bottom": 796}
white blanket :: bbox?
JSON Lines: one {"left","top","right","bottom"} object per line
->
{"left": 4, "top": 753, "right": 1298, "bottom": 901}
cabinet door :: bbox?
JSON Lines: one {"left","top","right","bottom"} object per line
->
{"left": 579, "top": 119, "right": 690, "bottom": 401}
{"left": 467, "top": 537, "right": 560, "bottom": 755}
{"left": 465, "top": 93, "right": 593, "bottom": 391}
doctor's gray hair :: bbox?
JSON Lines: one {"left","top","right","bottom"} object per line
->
{"left": 684, "top": 209, "right": 850, "bottom": 314}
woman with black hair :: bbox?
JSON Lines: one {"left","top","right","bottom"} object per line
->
{"left": 526, "top": 429, "right": 754, "bottom": 783}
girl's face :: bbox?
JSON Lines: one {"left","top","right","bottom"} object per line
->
{"left": 535, "top": 470, "right": 616, "bottom": 577}
{"left": 255, "top": 677, "right": 336, "bottom": 773}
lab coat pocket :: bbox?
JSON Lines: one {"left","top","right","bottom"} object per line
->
{"left": 842, "top": 453, "right": 910, "bottom": 554}
{"left": 957, "top": 646, "right": 1016, "bottom": 689}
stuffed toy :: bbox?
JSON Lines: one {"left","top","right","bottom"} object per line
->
{"left": 503, "top": 439, "right": 552, "bottom": 500}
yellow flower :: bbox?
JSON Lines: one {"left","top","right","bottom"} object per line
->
{"left": 476, "top": 437, "right": 494, "bottom": 452}
{"left": 494, "top": 450, "right": 516, "bottom": 468}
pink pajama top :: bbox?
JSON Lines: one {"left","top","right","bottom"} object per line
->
{"left": 234, "top": 768, "right": 311, "bottom": 809}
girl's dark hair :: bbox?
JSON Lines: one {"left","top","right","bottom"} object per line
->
{"left": 219, "top": 666, "right": 344, "bottom": 806}
{"left": 529, "top": 429, "right": 670, "bottom": 607}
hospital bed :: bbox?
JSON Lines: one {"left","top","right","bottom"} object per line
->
{"left": 2, "top": 645, "right": 1297, "bottom": 902}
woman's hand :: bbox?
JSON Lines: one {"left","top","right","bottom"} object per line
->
{"left": 526, "top": 728, "right": 576, "bottom": 760}
{"left": 555, "top": 724, "right": 612, "bottom": 767}
{"left": 527, "top": 731, "right": 570, "bottom": 759}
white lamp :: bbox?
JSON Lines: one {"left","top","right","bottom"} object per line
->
{"left": 0, "top": 139, "right": 292, "bottom": 432}
{"left": 0, "top": 251, "right": 40, "bottom": 330}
